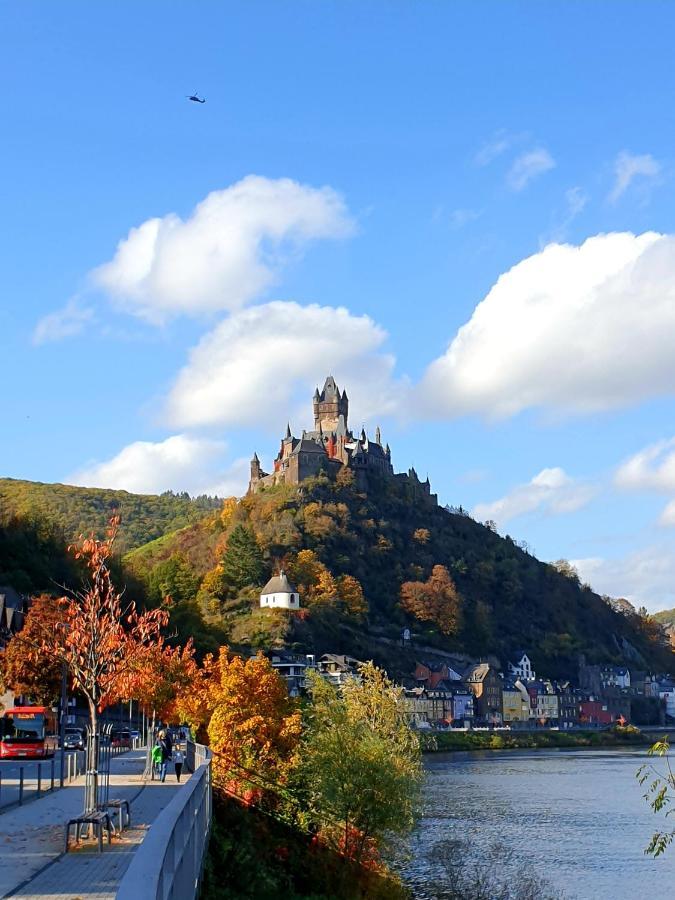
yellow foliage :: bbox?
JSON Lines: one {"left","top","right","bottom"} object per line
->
{"left": 337, "top": 574, "right": 368, "bottom": 619}
{"left": 413, "top": 528, "right": 430, "bottom": 544}
{"left": 220, "top": 497, "right": 238, "bottom": 528}
{"left": 175, "top": 647, "right": 302, "bottom": 797}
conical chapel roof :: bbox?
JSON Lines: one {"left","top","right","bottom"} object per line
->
{"left": 261, "top": 569, "right": 297, "bottom": 595}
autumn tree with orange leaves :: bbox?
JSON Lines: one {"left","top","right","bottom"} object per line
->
{"left": 400, "top": 564, "right": 463, "bottom": 636}
{"left": 26, "top": 518, "right": 170, "bottom": 809}
{"left": 124, "top": 640, "right": 197, "bottom": 728}
{"left": 175, "top": 648, "right": 301, "bottom": 803}
{"left": 0, "top": 594, "right": 66, "bottom": 705}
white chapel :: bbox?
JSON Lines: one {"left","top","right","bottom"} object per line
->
{"left": 260, "top": 570, "right": 301, "bottom": 610}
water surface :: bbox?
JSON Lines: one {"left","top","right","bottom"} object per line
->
{"left": 396, "top": 749, "right": 675, "bottom": 899}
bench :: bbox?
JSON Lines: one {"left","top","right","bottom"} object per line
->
{"left": 64, "top": 809, "right": 113, "bottom": 853}
{"left": 98, "top": 798, "right": 131, "bottom": 833}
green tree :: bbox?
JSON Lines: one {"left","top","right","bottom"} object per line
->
{"left": 146, "top": 552, "right": 200, "bottom": 604}
{"left": 302, "top": 663, "right": 422, "bottom": 864}
{"left": 220, "top": 525, "right": 266, "bottom": 592}
{"left": 637, "top": 737, "right": 675, "bottom": 856}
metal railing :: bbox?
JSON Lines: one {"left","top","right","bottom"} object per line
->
{"left": 0, "top": 750, "right": 85, "bottom": 812}
{"left": 117, "top": 742, "right": 212, "bottom": 900}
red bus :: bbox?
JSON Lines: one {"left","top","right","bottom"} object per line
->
{"left": 0, "top": 707, "right": 59, "bottom": 760}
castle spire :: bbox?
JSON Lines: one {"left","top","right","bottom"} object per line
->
{"left": 375, "top": 425, "right": 381, "bottom": 445}
{"left": 285, "top": 422, "right": 292, "bottom": 440}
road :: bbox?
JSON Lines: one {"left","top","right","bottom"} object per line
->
{"left": 0, "top": 750, "right": 84, "bottom": 811}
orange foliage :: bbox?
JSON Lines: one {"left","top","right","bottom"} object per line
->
{"left": 287, "top": 550, "right": 366, "bottom": 617}
{"left": 32, "top": 518, "right": 169, "bottom": 721}
{"left": 337, "top": 575, "right": 368, "bottom": 619}
{"left": 400, "top": 564, "right": 462, "bottom": 635}
{"left": 0, "top": 594, "right": 66, "bottom": 704}
{"left": 176, "top": 647, "right": 301, "bottom": 799}
{"left": 123, "top": 640, "right": 197, "bottom": 723}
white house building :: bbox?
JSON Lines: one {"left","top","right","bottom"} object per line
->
{"left": 508, "top": 651, "right": 536, "bottom": 682}
{"left": 260, "top": 570, "right": 300, "bottom": 610}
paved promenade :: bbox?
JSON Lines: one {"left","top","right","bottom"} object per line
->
{"left": 0, "top": 750, "right": 182, "bottom": 900}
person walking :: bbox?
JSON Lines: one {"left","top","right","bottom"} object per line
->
{"left": 159, "top": 734, "right": 170, "bottom": 782}
{"left": 173, "top": 747, "right": 184, "bottom": 782}
{"left": 151, "top": 741, "right": 163, "bottom": 780}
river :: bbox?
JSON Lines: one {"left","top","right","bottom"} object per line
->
{"left": 394, "top": 748, "right": 675, "bottom": 899}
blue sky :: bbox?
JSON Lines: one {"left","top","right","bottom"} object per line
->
{"left": 3, "top": 2, "right": 675, "bottom": 609}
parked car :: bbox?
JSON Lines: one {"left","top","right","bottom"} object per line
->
{"left": 111, "top": 730, "right": 132, "bottom": 749}
{"left": 62, "top": 728, "right": 85, "bottom": 751}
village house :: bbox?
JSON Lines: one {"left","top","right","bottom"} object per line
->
{"left": 527, "top": 680, "right": 559, "bottom": 726}
{"left": 413, "top": 661, "right": 463, "bottom": 687}
{"left": 578, "top": 696, "right": 613, "bottom": 726}
{"left": 403, "top": 687, "right": 431, "bottom": 728}
{"left": 0, "top": 586, "right": 27, "bottom": 648}
{"left": 501, "top": 677, "right": 531, "bottom": 725}
{"left": 449, "top": 686, "right": 474, "bottom": 724}
{"left": 554, "top": 682, "right": 579, "bottom": 729}
{"left": 464, "top": 663, "right": 503, "bottom": 724}
{"left": 269, "top": 652, "right": 316, "bottom": 697}
{"left": 508, "top": 651, "right": 536, "bottom": 683}
{"left": 318, "top": 653, "right": 363, "bottom": 687}
{"left": 600, "top": 666, "right": 631, "bottom": 691}
{"left": 656, "top": 679, "right": 675, "bottom": 720}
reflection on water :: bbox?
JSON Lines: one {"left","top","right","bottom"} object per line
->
{"left": 394, "top": 749, "right": 675, "bottom": 900}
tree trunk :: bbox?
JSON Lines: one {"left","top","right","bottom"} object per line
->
{"left": 86, "top": 699, "right": 99, "bottom": 812}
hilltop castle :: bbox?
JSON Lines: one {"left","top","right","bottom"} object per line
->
{"left": 248, "top": 375, "right": 436, "bottom": 503}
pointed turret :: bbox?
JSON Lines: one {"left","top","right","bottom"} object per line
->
{"left": 375, "top": 426, "right": 381, "bottom": 445}
{"left": 360, "top": 427, "right": 367, "bottom": 443}
{"left": 285, "top": 422, "right": 292, "bottom": 440}
{"left": 250, "top": 451, "right": 262, "bottom": 486}
{"left": 385, "top": 443, "right": 391, "bottom": 457}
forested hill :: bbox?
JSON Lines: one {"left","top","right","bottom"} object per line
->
{"left": 0, "top": 478, "right": 220, "bottom": 553}
{"left": 122, "top": 470, "right": 674, "bottom": 679}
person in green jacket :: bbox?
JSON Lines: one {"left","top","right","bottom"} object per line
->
{"left": 151, "top": 741, "right": 163, "bottom": 779}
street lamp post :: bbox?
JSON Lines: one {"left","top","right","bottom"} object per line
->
{"left": 59, "top": 661, "right": 67, "bottom": 787}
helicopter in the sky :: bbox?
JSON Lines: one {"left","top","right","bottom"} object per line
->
{"left": 187, "top": 92, "right": 206, "bottom": 104}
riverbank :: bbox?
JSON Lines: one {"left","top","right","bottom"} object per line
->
{"left": 420, "top": 725, "right": 650, "bottom": 752}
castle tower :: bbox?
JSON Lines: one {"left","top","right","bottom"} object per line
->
{"left": 250, "top": 452, "right": 262, "bottom": 487}
{"left": 313, "top": 376, "right": 349, "bottom": 433}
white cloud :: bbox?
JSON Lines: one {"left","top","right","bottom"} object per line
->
{"left": 473, "top": 467, "right": 594, "bottom": 526}
{"left": 420, "top": 231, "right": 675, "bottom": 419}
{"left": 507, "top": 147, "right": 555, "bottom": 191}
{"left": 573, "top": 546, "right": 675, "bottom": 613}
{"left": 474, "top": 130, "right": 517, "bottom": 167}
{"left": 70, "top": 434, "right": 248, "bottom": 496}
{"left": 91, "top": 175, "right": 355, "bottom": 324}
{"left": 33, "top": 298, "right": 94, "bottom": 345}
{"left": 609, "top": 151, "right": 661, "bottom": 203}
{"left": 615, "top": 437, "right": 675, "bottom": 526}
{"left": 615, "top": 438, "right": 675, "bottom": 493}
{"left": 165, "top": 300, "right": 401, "bottom": 430}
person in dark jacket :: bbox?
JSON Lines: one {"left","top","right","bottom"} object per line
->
{"left": 159, "top": 736, "right": 171, "bottom": 782}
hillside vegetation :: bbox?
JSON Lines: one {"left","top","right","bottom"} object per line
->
{"left": 0, "top": 478, "right": 219, "bottom": 552}
{"left": 122, "top": 470, "right": 673, "bottom": 678}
